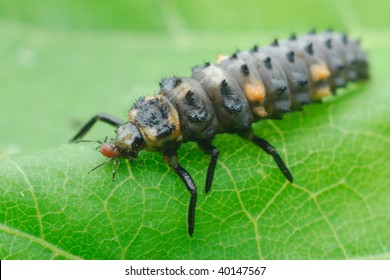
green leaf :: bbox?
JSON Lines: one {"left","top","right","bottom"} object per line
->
{"left": 1, "top": 0, "right": 390, "bottom": 260}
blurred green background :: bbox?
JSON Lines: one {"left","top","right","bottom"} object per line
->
{"left": 1, "top": 0, "right": 390, "bottom": 260}
{"left": 0, "top": 0, "right": 388, "bottom": 153}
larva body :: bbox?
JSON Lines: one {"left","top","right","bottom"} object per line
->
{"left": 71, "top": 30, "right": 369, "bottom": 236}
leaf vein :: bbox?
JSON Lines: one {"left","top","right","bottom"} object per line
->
{"left": 0, "top": 223, "right": 82, "bottom": 260}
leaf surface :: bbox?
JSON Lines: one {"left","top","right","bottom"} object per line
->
{"left": 1, "top": 0, "right": 390, "bottom": 260}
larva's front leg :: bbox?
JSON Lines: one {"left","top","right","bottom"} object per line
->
{"left": 163, "top": 150, "right": 198, "bottom": 236}
{"left": 69, "top": 113, "right": 125, "bottom": 143}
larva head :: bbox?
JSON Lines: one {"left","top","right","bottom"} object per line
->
{"left": 100, "top": 142, "right": 120, "bottom": 158}
{"left": 99, "top": 122, "right": 145, "bottom": 160}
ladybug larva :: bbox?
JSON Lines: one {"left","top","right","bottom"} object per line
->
{"left": 70, "top": 30, "right": 369, "bottom": 236}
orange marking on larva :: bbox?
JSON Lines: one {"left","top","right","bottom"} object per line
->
{"left": 168, "top": 111, "right": 182, "bottom": 140}
{"left": 310, "top": 64, "right": 331, "bottom": 82}
{"left": 217, "top": 54, "right": 229, "bottom": 64}
{"left": 243, "top": 81, "right": 267, "bottom": 118}
{"left": 243, "top": 82, "right": 266, "bottom": 103}
{"left": 253, "top": 106, "right": 268, "bottom": 118}
{"left": 312, "top": 86, "right": 332, "bottom": 101}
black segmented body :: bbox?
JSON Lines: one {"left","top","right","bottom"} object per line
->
{"left": 71, "top": 30, "right": 369, "bottom": 236}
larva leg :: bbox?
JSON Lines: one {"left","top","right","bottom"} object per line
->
{"left": 163, "top": 150, "right": 197, "bottom": 236}
{"left": 70, "top": 113, "right": 125, "bottom": 142}
{"left": 251, "top": 136, "right": 293, "bottom": 183}
{"left": 198, "top": 139, "right": 220, "bottom": 193}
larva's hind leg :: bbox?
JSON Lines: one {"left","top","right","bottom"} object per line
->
{"left": 242, "top": 131, "right": 293, "bottom": 183}
{"left": 198, "top": 139, "right": 220, "bottom": 193}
